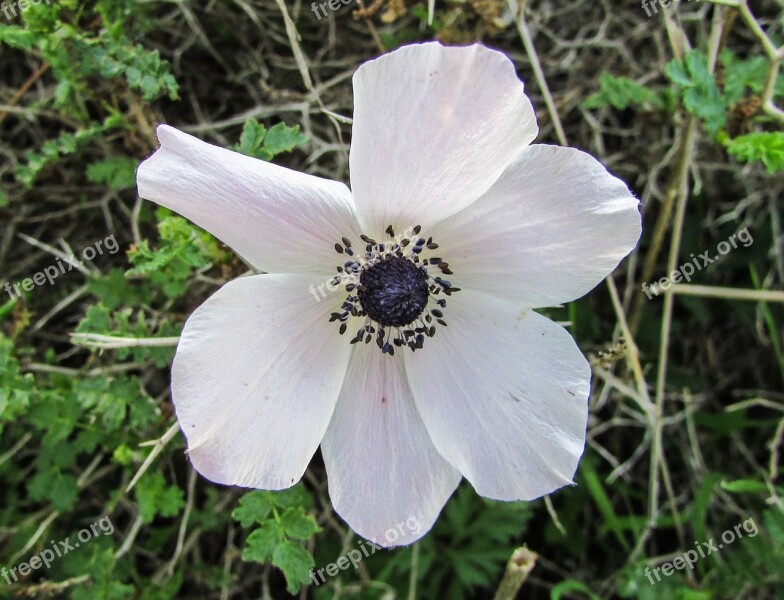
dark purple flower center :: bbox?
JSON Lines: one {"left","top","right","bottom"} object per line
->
{"left": 357, "top": 256, "right": 429, "bottom": 327}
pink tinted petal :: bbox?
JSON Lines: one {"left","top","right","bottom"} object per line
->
{"left": 350, "top": 42, "right": 538, "bottom": 238}
{"left": 137, "top": 125, "right": 359, "bottom": 274}
{"left": 172, "top": 273, "right": 351, "bottom": 489}
{"left": 322, "top": 345, "right": 461, "bottom": 547}
{"left": 431, "top": 145, "right": 641, "bottom": 307}
{"left": 405, "top": 289, "right": 591, "bottom": 500}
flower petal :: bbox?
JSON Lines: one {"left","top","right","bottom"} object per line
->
{"left": 137, "top": 125, "right": 359, "bottom": 274}
{"left": 349, "top": 42, "right": 538, "bottom": 238}
{"left": 172, "top": 273, "right": 352, "bottom": 489}
{"left": 404, "top": 290, "right": 591, "bottom": 501}
{"left": 431, "top": 145, "right": 641, "bottom": 307}
{"left": 321, "top": 344, "right": 461, "bottom": 547}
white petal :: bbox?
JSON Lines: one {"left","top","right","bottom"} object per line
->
{"left": 431, "top": 145, "right": 641, "bottom": 307}
{"left": 404, "top": 290, "right": 591, "bottom": 500}
{"left": 349, "top": 42, "right": 538, "bottom": 238}
{"left": 172, "top": 273, "right": 351, "bottom": 489}
{"left": 322, "top": 344, "right": 461, "bottom": 547}
{"left": 137, "top": 125, "right": 359, "bottom": 274}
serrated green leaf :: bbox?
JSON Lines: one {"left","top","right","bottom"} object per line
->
{"left": 233, "top": 119, "right": 308, "bottom": 160}
{"left": 726, "top": 132, "right": 784, "bottom": 173}
{"left": 241, "top": 522, "right": 283, "bottom": 563}
{"left": 136, "top": 471, "right": 185, "bottom": 523}
{"left": 262, "top": 122, "right": 309, "bottom": 157}
{"left": 232, "top": 491, "right": 273, "bottom": 527}
{"left": 234, "top": 119, "right": 267, "bottom": 158}
{"left": 583, "top": 72, "right": 663, "bottom": 110}
{"left": 271, "top": 539, "right": 315, "bottom": 595}
{"left": 720, "top": 50, "right": 769, "bottom": 104}
{"left": 664, "top": 60, "right": 692, "bottom": 87}
{"left": 270, "top": 483, "right": 312, "bottom": 509}
{"left": 279, "top": 507, "right": 320, "bottom": 540}
{"left": 666, "top": 50, "right": 727, "bottom": 136}
{"left": 87, "top": 157, "right": 139, "bottom": 190}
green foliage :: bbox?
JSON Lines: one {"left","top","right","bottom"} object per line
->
{"left": 666, "top": 50, "right": 727, "bottom": 136}
{"left": 1, "top": 1, "right": 177, "bottom": 114}
{"left": 583, "top": 72, "right": 664, "bottom": 110}
{"left": 665, "top": 49, "right": 784, "bottom": 173}
{"left": 1, "top": 0, "right": 177, "bottom": 189}
{"left": 136, "top": 471, "right": 186, "bottom": 523}
{"left": 75, "top": 303, "right": 180, "bottom": 367}
{"left": 126, "top": 213, "right": 227, "bottom": 299}
{"left": 726, "top": 131, "right": 784, "bottom": 173}
{"left": 233, "top": 119, "right": 309, "bottom": 160}
{"left": 0, "top": 335, "right": 35, "bottom": 432}
{"left": 719, "top": 49, "right": 784, "bottom": 105}
{"left": 87, "top": 157, "right": 140, "bottom": 191}
{"left": 15, "top": 114, "right": 123, "bottom": 187}
{"left": 579, "top": 457, "right": 633, "bottom": 550}
{"left": 233, "top": 486, "right": 320, "bottom": 594}
{"left": 78, "top": 36, "right": 179, "bottom": 101}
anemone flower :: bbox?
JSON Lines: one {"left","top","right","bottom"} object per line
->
{"left": 136, "top": 41, "right": 641, "bottom": 547}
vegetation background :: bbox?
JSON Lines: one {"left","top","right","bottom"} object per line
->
{"left": 1, "top": 0, "right": 783, "bottom": 598}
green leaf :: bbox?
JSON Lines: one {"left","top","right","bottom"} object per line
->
{"left": 665, "top": 50, "right": 727, "bottom": 136}
{"left": 720, "top": 49, "right": 771, "bottom": 104}
{"left": 241, "top": 522, "right": 283, "bottom": 563}
{"left": 726, "top": 132, "right": 784, "bottom": 173}
{"left": 79, "top": 37, "right": 179, "bottom": 101}
{"left": 271, "top": 539, "right": 315, "bottom": 595}
{"left": 50, "top": 473, "right": 79, "bottom": 511}
{"left": 583, "top": 72, "right": 663, "bottom": 110}
{"left": 234, "top": 119, "right": 267, "bottom": 158}
{"left": 269, "top": 483, "right": 312, "bottom": 509}
{"left": 262, "top": 122, "right": 309, "bottom": 157}
{"left": 279, "top": 507, "right": 320, "bottom": 540}
{"left": 233, "top": 119, "right": 308, "bottom": 160}
{"left": 15, "top": 119, "right": 122, "bottom": 187}
{"left": 0, "top": 24, "right": 38, "bottom": 49}
{"left": 720, "top": 478, "right": 770, "bottom": 494}
{"left": 232, "top": 491, "right": 273, "bottom": 527}
{"left": 87, "top": 269, "right": 150, "bottom": 312}
{"left": 136, "top": 471, "right": 185, "bottom": 523}
{"left": 580, "top": 459, "right": 631, "bottom": 551}
{"left": 87, "top": 157, "right": 139, "bottom": 190}
{"left": 665, "top": 60, "right": 692, "bottom": 87}
{"left": 125, "top": 240, "right": 180, "bottom": 276}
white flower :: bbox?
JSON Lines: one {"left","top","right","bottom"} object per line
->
{"left": 136, "top": 42, "right": 641, "bottom": 547}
